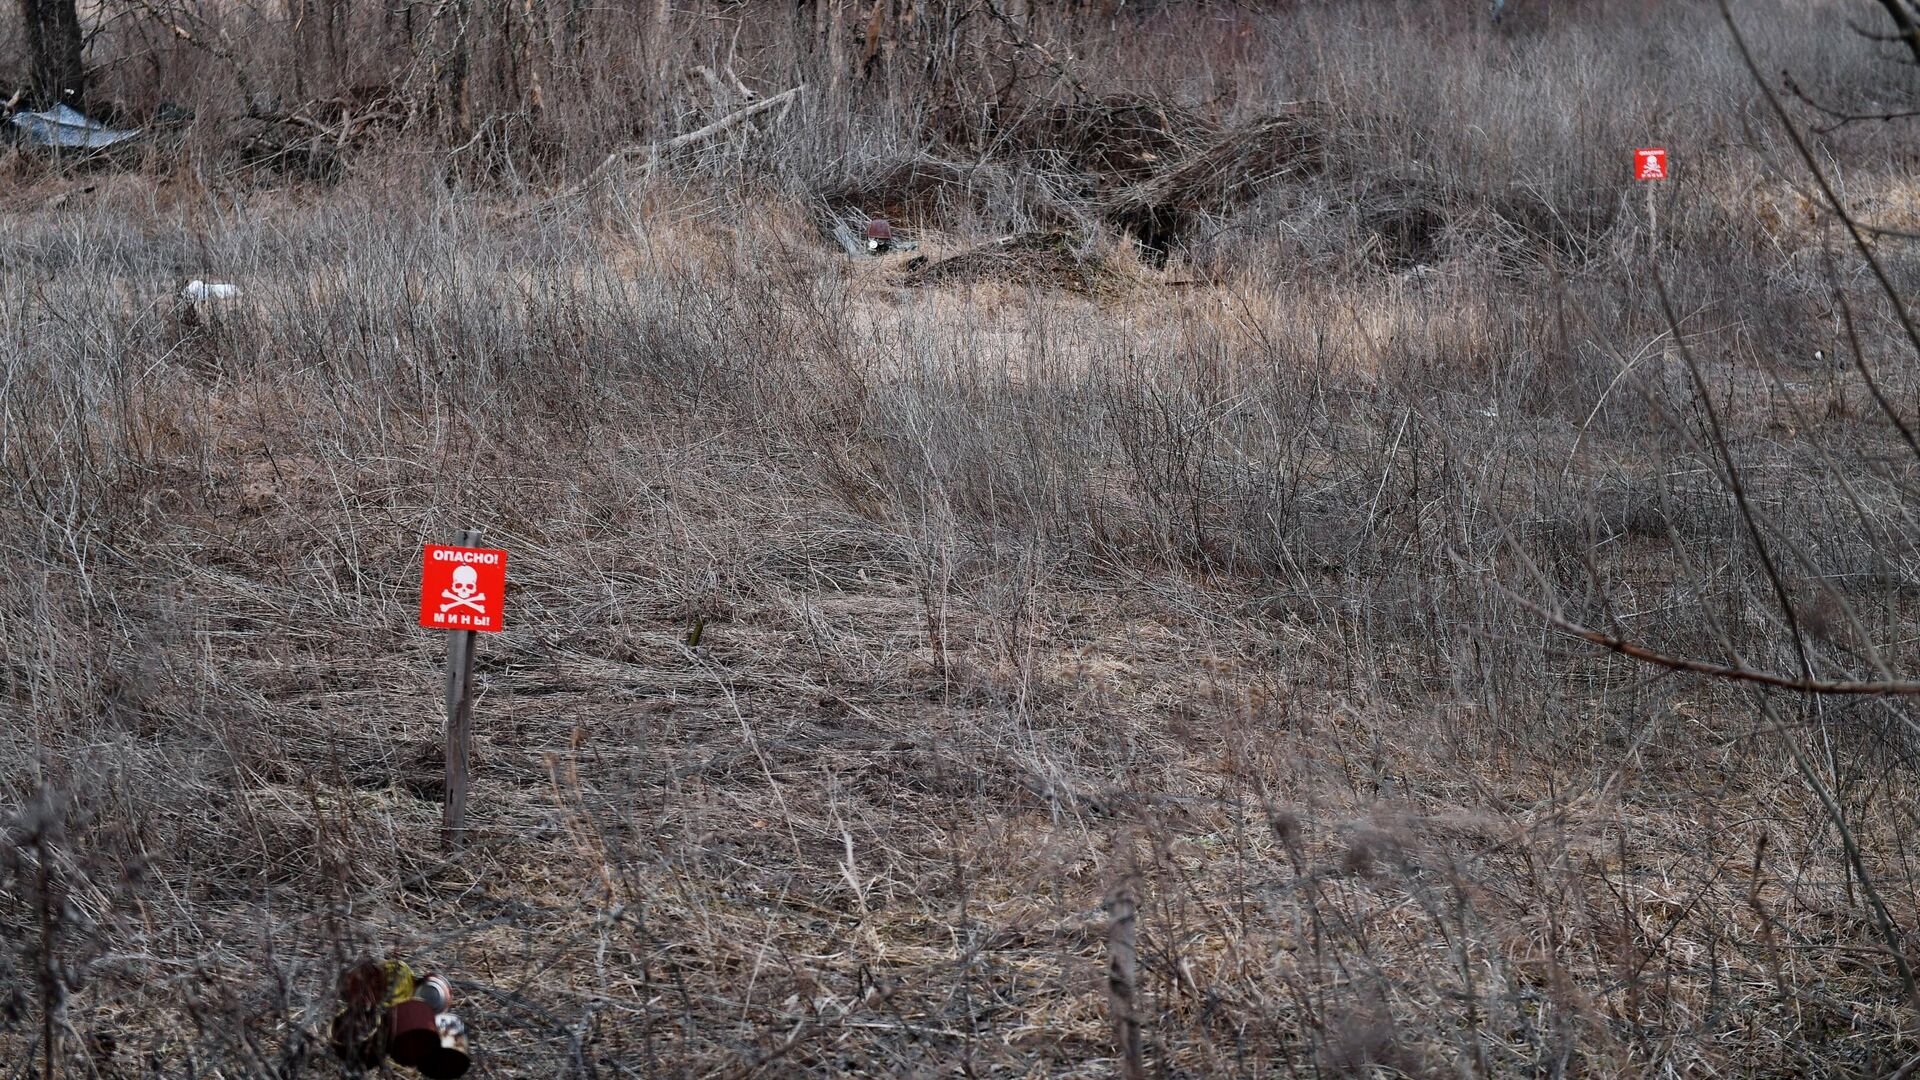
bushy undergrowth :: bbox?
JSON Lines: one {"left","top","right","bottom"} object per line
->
{"left": 5, "top": 1, "right": 1920, "bottom": 1076}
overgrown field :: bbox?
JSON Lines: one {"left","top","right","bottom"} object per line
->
{"left": 7, "top": 1, "right": 1920, "bottom": 1076}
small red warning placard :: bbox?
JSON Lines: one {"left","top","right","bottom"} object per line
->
{"left": 419, "top": 545, "right": 507, "bottom": 632}
{"left": 1635, "top": 148, "right": 1668, "bottom": 181}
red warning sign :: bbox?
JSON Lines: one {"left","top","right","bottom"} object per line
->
{"left": 419, "top": 545, "right": 507, "bottom": 632}
{"left": 1635, "top": 148, "right": 1668, "bottom": 181}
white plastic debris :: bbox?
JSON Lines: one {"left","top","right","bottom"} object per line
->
{"left": 181, "top": 280, "right": 240, "bottom": 300}
{"left": 9, "top": 104, "right": 141, "bottom": 149}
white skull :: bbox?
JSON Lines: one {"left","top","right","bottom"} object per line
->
{"left": 449, "top": 565, "right": 479, "bottom": 599}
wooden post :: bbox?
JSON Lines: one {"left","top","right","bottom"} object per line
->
{"left": 1105, "top": 878, "right": 1144, "bottom": 1080}
{"left": 1647, "top": 183, "right": 1658, "bottom": 260}
{"left": 442, "top": 528, "right": 480, "bottom": 850}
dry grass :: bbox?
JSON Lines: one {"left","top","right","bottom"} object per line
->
{"left": 6, "top": 1, "right": 1920, "bottom": 1077}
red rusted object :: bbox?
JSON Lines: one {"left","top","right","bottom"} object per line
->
{"left": 864, "top": 218, "right": 892, "bottom": 241}
{"left": 387, "top": 1000, "right": 441, "bottom": 1067}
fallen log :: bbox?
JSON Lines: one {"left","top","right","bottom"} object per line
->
{"left": 544, "top": 84, "right": 805, "bottom": 207}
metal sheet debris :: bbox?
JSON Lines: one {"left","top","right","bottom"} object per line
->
{"left": 9, "top": 104, "right": 141, "bottom": 148}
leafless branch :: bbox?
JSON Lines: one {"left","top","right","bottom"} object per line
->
{"left": 1651, "top": 264, "right": 1818, "bottom": 689}
{"left": 1473, "top": 568, "right": 1920, "bottom": 695}
{"left": 1782, "top": 71, "right": 1920, "bottom": 133}
{"left": 536, "top": 83, "right": 805, "bottom": 209}
{"left": 1874, "top": 0, "right": 1920, "bottom": 64}
{"left": 1722, "top": 0, "right": 1920, "bottom": 471}
{"left": 982, "top": 0, "right": 1088, "bottom": 102}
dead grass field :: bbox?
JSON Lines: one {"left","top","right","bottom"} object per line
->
{"left": 7, "top": 1, "right": 1920, "bottom": 1077}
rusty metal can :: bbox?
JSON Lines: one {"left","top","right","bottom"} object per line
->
{"left": 416, "top": 972, "right": 452, "bottom": 1013}
{"left": 382, "top": 959, "right": 418, "bottom": 1005}
{"left": 420, "top": 1012, "right": 471, "bottom": 1079}
{"left": 386, "top": 999, "right": 440, "bottom": 1067}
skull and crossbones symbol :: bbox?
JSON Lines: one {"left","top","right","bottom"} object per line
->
{"left": 440, "top": 565, "right": 487, "bottom": 614}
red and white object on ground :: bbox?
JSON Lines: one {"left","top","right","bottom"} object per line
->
{"left": 1635, "top": 148, "right": 1668, "bottom": 181}
{"left": 419, "top": 545, "right": 507, "bottom": 632}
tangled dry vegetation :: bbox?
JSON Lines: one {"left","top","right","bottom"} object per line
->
{"left": 10, "top": 0, "right": 1920, "bottom": 1076}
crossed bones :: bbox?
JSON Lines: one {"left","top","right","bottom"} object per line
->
{"left": 441, "top": 589, "right": 487, "bottom": 614}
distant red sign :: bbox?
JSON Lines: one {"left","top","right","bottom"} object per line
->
{"left": 1635, "top": 148, "right": 1668, "bottom": 181}
{"left": 419, "top": 545, "right": 507, "bottom": 632}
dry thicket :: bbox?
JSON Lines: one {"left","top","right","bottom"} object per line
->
{"left": 6, "top": 0, "right": 1920, "bottom": 1076}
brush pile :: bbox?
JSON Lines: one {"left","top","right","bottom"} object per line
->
{"left": 1099, "top": 102, "right": 1329, "bottom": 259}
{"left": 821, "top": 95, "right": 1331, "bottom": 272}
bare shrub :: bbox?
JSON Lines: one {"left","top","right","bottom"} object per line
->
{"left": 5, "top": 1, "right": 1920, "bottom": 1077}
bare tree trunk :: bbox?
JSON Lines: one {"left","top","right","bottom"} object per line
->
{"left": 647, "top": 0, "right": 670, "bottom": 112}
{"left": 520, "top": 0, "right": 547, "bottom": 114}
{"left": 826, "top": 0, "right": 844, "bottom": 102}
{"left": 291, "top": 0, "right": 314, "bottom": 100}
{"left": 20, "top": 0, "right": 85, "bottom": 109}
{"left": 437, "top": 0, "right": 475, "bottom": 139}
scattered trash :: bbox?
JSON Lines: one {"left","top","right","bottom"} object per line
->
{"left": 8, "top": 104, "right": 141, "bottom": 149}
{"left": 331, "top": 958, "right": 471, "bottom": 1078}
{"left": 382, "top": 959, "right": 418, "bottom": 1004}
{"left": 181, "top": 280, "right": 241, "bottom": 301}
{"left": 329, "top": 960, "right": 394, "bottom": 1067}
{"left": 415, "top": 972, "right": 451, "bottom": 1012}
{"left": 388, "top": 999, "right": 442, "bottom": 1067}
{"left": 174, "top": 278, "right": 243, "bottom": 329}
{"left": 426, "top": 1013, "right": 471, "bottom": 1078}
{"left": 830, "top": 216, "right": 917, "bottom": 259}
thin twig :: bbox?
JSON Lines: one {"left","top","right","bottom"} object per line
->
{"left": 1465, "top": 564, "right": 1920, "bottom": 695}
{"left": 1722, "top": 0, "right": 1920, "bottom": 419}
{"left": 1873, "top": 0, "right": 1920, "bottom": 65}
{"left": 981, "top": 0, "right": 1088, "bottom": 101}
{"left": 1782, "top": 70, "right": 1920, "bottom": 133}
{"left": 1651, "top": 265, "right": 1817, "bottom": 688}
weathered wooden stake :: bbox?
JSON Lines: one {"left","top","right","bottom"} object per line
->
{"left": 1106, "top": 876, "right": 1144, "bottom": 1080}
{"left": 442, "top": 528, "right": 480, "bottom": 850}
{"left": 1647, "top": 183, "right": 1658, "bottom": 259}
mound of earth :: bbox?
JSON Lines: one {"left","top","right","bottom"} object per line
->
{"left": 900, "top": 231, "right": 1121, "bottom": 292}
